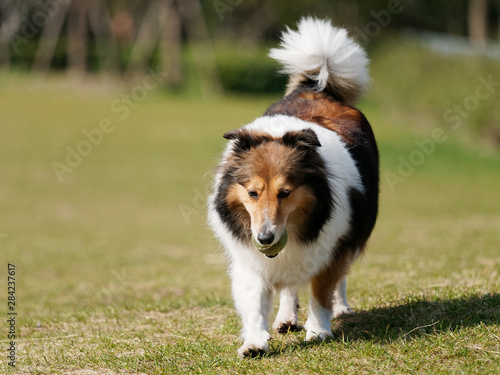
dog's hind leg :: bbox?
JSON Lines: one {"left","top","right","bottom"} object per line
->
{"left": 332, "top": 277, "right": 353, "bottom": 318}
{"left": 272, "top": 286, "right": 301, "bottom": 333}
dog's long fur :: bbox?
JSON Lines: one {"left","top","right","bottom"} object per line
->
{"left": 208, "top": 17, "right": 379, "bottom": 357}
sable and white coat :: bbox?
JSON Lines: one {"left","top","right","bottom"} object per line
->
{"left": 208, "top": 18, "right": 379, "bottom": 357}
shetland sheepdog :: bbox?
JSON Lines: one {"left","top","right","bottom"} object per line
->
{"left": 208, "top": 17, "right": 379, "bottom": 357}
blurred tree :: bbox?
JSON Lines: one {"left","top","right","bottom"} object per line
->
{"left": 87, "top": 0, "right": 120, "bottom": 74}
{"left": 177, "top": 0, "right": 221, "bottom": 94}
{"left": 123, "top": 0, "right": 220, "bottom": 92}
{"left": 17, "top": 0, "right": 216, "bottom": 91}
{"left": 32, "top": 0, "right": 72, "bottom": 74}
{"left": 125, "top": 0, "right": 167, "bottom": 76}
{"left": 0, "top": 0, "right": 499, "bottom": 92}
{"left": 159, "top": 1, "right": 181, "bottom": 85}
{"left": 67, "top": 0, "right": 87, "bottom": 74}
{"left": 0, "top": 0, "right": 24, "bottom": 68}
{"left": 468, "top": 0, "right": 488, "bottom": 46}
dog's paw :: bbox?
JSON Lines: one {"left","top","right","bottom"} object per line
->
{"left": 273, "top": 320, "right": 303, "bottom": 334}
{"left": 238, "top": 342, "right": 269, "bottom": 358}
{"left": 305, "top": 328, "right": 334, "bottom": 342}
{"left": 332, "top": 304, "right": 353, "bottom": 319}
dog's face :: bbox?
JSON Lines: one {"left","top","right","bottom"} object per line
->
{"left": 223, "top": 129, "right": 322, "bottom": 246}
{"left": 232, "top": 171, "right": 316, "bottom": 246}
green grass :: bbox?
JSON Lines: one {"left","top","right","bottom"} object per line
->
{"left": 0, "top": 69, "right": 499, "bottom": 374}
{"left": 367, "top": 39, "right": 500, "bottom": 144}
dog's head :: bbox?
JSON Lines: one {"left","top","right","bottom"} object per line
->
{"left": 222, "top": 128, "right": 331, "bottom": 247}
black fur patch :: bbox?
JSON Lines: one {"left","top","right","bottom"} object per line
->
{"left": 214, "top": 164, "right": 252, "bottom": 243}
{"left": 223, "top": 129, "right": 273, "bottom": 152}
{"left": 282, "top": 128, "right": 321, "bottom": 149}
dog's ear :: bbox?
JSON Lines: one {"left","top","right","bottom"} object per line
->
{"left": 223, "top": 129, "right": 269, "bottom": 151}
{"left": 282, "top": 129, "right": 321, "bottom": 149}
{"left": 222, "top": 130, "right": 239, "bottom": 141}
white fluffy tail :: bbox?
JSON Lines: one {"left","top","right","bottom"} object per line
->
{"left": 269, "top": 17, "right": 369, "bottom": 105}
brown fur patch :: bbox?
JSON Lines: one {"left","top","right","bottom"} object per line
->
{"left": 265, "top": 90, "right": 375, "bottom": 151}
{"left": 310, "top": 250, "right": 356, "bottom": 310}
{"left": 296, "top": 92, "right": 368, "bottom": 146}
{"left": 286, "top": 187, "right": 317, "bottom": 240}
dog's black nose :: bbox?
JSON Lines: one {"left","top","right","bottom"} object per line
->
{"left": 258, "top": 231, "right": 274, "bottom": 245}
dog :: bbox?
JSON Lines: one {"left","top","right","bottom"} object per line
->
{"left": 208, "top": 17, "right": 379, "bottom": 357}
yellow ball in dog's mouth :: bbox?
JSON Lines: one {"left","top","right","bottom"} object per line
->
{"left": 252, "top": 231, "right": 288, "bottom": 258}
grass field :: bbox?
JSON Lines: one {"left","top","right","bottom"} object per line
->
{"left": 1, "top": 71, "right": 499, "bottom": 374}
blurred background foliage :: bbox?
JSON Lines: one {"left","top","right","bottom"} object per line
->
{"left": 0, "top": 0, "right": 499, "bottom": 142}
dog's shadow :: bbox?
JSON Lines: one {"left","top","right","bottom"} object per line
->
{"left": 270, "top": 293, "right": 499, "bottom": 355}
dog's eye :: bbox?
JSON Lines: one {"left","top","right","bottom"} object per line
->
{"left": 278, "top": 190, "right": 291, "bottom": 199}
{"left": 248, "top": 190, "right": 259, "bottom": 198}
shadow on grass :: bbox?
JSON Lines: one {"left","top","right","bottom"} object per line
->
{"left": 272, "top": 293, "right": 499, "bottom": 355}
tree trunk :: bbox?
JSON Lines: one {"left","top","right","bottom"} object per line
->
{"left": 67, "top": 0, "right": 88, "bottom": 75}
{"left": 125, "top": 0, "right": 166, "bottom": 78}
{"left": 0, "top": 1, "right": 22, "bottom": 69}
{"left": 240, "top": 2, "right": 276, "bottom": 45}
{"left": 160, "top": 1, "right": 182, "bottom": 85}
{"left": 0, "top": 35, "right": 10, "bottom": 68}
{"left": 498, "top": 16, "right": 500, "bottom": 41}
{"left": 87, "top": 0, "right": 120, "bottom": 75}
{"left": 468, "top": 0, "right": 488, "bottom": 47}
{"left": 177, "top": 0, "right": 222, "bottom": 95}
{"left": 32, "top": 0, "right": 73, "bottom": 74}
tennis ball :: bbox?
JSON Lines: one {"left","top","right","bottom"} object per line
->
{"left": 252, "top": 231, "right": 288, "bottom": 258}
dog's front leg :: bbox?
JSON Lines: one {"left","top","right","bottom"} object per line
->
{"left": 231, "top": 263, "right": 273, "bottom": 358}
{"left": 273, "top": 287, "right": 300, "bottom": 333}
